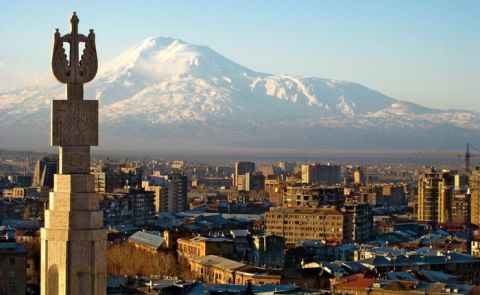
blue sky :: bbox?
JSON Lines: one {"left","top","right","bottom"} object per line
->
{"left": 1, "top": 0, "right": 479, "bottom": 111}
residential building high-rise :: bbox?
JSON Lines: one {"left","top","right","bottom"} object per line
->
{"left": 100, "top": 188, "right": 155, "bottom": 227}
{"left": 264, "top": 179, "right": 286, "bottom": 206}
{"left": 301, "top": 163, "right": 342, "bottom": 185}
{"left": 451, "top": 192, "right": 469, "bottom": 225}
{"left": 417, "top": 167, "right": 455, "bottom": 223}
{"left": 234, "top": 161, "right": 255, "bottom": 186}
{"left": 278, "top": 161, "right": 296, "bottom": 174}
{"left": 166, "top": 173, "right": 188, "bottom": 213}
{"left": 342, "top": 202, "right": 373, "bottom": 242}
{"left": 90, "top": 166, "right": 118, "bottom": 193}
{"left": 141, "top": 173, "right": 187, "bottom": 213}
{"left": 265, "top": 207, "right": 345, "bottom": 246}
{"left": 236, "top": 172, "right": 265, "bottom": 191}
{"left": 353, "top": 167, "right": 365, "bottom": 185}
{"left": 0, "top": 242, "right": 27, "bottom": 295}
{"left": 470, "top": 166, "right": 480, "bottom": 227}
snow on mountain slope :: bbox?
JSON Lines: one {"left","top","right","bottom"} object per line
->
{"left": 0, "top": 36, "right": 478, "bottom": 151}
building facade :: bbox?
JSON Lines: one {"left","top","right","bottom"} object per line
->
{"left": 234, "top": 162, "right": 255, "bottom": 187}
{"left": 417, "top": 167, "right": 455, "bottom": 223}
{"left": 301, "top": 163, "right": 342, "bottom": 185}
{"left": 265, "top": 207, "right": 345, "bottom": 246}
{"left": 100, "top": 188, "right": 155, "bottom": 227}
{"left": 470, "top": 166, "right": 480, "bottom": 227}
{"left": 0, "top": 243, "right": 26, "bottom": 295}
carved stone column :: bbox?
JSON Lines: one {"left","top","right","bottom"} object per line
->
{"left": 40, "top": 12, "right": 106, "bottom": 295}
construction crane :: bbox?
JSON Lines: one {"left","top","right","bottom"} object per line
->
{"left": 458, "top": 143, "right": 480, "bottom": 173}
{"left": 415, "top": 143, "right": 480, "bottom": 173}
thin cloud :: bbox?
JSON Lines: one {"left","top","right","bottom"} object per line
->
{"left": 0, "top": 69, "right": 54, "bottom": 92}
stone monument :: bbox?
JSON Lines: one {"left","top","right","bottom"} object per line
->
{"left": 40, "top": 12, "right": 106, "bottom": 295}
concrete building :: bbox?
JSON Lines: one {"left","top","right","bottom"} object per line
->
{"left": 361, "top": 184, "right": 406, "bottom": 207}
{"left": 142, "top": 173, "right": 188, "bottom": 214}
{"left": 100, "top": 189, "right": 155, "bottom": 227}
{"left": 417, "top": 167, "right": 455, "bottom": 223}
{"left": 451, "top": 192, "right": 469, "bottom": 225}
{"left": 32, "top": 156, "right": 57, "bottom": 189}
{"left": 128, "top": 231, "right": 166, "bottom": 253}
{"left": 90, "top": 166, "right": 118, "bottom": 193}
{"left": 265, "top": 207, "right": 345, "bottom": 246}
{"left": 236, "top": 172, "right": 265, "bottom": 191}
{"left": 301, "top": 163, "right": 342, "bottom": 185}
{"left": 234, "top": 162, "right": 255, "bottom": 187}
{"left": 342, "top": 202, "right": 373, "bottom": 243}
{"left": 166, "top": 174, "right": 188, "bottom": 213}
{"left": 251, "top": 235, "right": 284, "bottom": 268}
{"left": 470, "top": 166, "right": 480, "bottom": 227}
{"left": 353, "top": 167, "right": 365, "bottom": 185}
{"left": 187, "top": 255, "right": 281, "bottom": 286}
{"left": 283, "top": 185, "right": 345, "bottom": 208}
{"left": 278, "top": 161, "right": 296, "bottom": 174}
{"left": 264, "top": 179, "right": 286, "bottom": 206}
{"left": 144, "top": 185, "right": 167, "bottom": 213}
{"left": 0, "top": 242, "right": 27, "bottom": 295}
{"left": 177, "top": 236, "right": 235, "bottom": 258}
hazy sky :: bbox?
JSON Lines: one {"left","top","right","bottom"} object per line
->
{"left": 1, "top": 0, "right": 479, "bottom": 111}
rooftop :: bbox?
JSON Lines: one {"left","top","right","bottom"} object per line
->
{"left": 190, "top": 255, "right": 245, "bottom": 271}
{"left": 128, "top": 231, "right": 164, "bottom": 249}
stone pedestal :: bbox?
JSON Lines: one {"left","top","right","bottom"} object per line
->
{"left": 40, "top": 174, "right": 107, "bottom": 295}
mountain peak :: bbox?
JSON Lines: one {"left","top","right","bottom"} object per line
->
{"left": 98, "top": 36, "right": 255, "bottom": 85}
{"left": 0, "top": 36, "right": 477, "bottom": 151}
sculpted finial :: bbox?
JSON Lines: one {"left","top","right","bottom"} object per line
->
{"left": 52, "top": 12, "right": 98, "bottom": 99}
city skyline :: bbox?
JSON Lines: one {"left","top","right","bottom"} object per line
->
{"left": 2, "top": 4, "right": 480, "bottom": 295}
{"left": 0, "top": 0, "right": 479, "bottom": 112}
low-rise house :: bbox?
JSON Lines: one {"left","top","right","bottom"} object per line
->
{"left": 128, "top": 231, "right": 166, "bottom": 252}
{"left": 188, "top": 255, "right": 281, "bottom": 286}
{"left": 177, "top": 236, "right": 234, "bottom": 258}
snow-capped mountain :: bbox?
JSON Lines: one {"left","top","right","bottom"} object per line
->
{"left": 0, "top": 37, "right": 479, "bottom": 151}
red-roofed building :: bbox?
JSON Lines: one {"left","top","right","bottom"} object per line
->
{"left": 331, "top": 274, "right": 375, "bottom": 295}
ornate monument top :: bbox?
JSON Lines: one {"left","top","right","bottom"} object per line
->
{"left": 51, "top": 12, "right": 98, "bottom": 148}
{"left": 52, "top": 12, "right": 98, "bottom": 100}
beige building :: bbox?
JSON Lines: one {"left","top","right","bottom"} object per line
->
{"left": 177, "top": 236, "right": 234, "bottom": 258}
{"left": 301, "top": 163, "right": 342, "bottom": 185}
{"left": 144, "top": 185, "right": 167, "bottom": 212}
{"left": 2, "top": 187, "right": 31, "bottom": 199}
{"left": 470, "top": 166, "right": 480, "bottom": 227}
{"left": 187, "top": 255, "right": 281, "bottom": 286}
{"left": 265, "top": 207, "right": 345, "bottom": 246}
{"left": 264, "top": 179, "right": 286, "bottom": 206}
{"left": 353, "top": 167, "right": 365, "bottom": 185}
{"left": 417, "top": 167, "right": 455, "bottom": 223}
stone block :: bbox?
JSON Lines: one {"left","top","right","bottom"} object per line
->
{"left": 41, "top": 228, "right": 106, "bottom": 242}
{"left": 51, "top": 100, "right": 98, "bottom": 146}
{"left": 45, "top": 210, "right": 103, "bottom": 229}
{"left": 54, "top": 174, "right": 95, "bottom": 193}
{"left": 59, "top": 146, "right": 90, "bottom": 174}
{"left": 49, "top": 191, "right": 99, "bottom": 211}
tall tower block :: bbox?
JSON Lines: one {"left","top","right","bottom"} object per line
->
{"left": 40, "top": 13, "right": 107, "bottom": 295}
